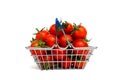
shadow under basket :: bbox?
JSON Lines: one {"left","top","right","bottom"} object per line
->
{"left": 26, "top": 45, "right": 97, "bottom": 70}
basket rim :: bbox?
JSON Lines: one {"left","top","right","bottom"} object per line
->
{"left": 25, "top": 45, "right": 97, "bottom": 50}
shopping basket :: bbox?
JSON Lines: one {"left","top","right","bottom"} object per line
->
{"left": 26, "top": 18, "right": 97, "bottom": 70}
{"left": 26, "top": 45, "right": 97, "bottom": 70}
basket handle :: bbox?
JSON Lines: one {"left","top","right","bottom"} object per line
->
{"left": 55, "top": 18, "right": 62, "bottom": 29}
{"left": 55, "top": 18, "right": 72, "bottom": 47}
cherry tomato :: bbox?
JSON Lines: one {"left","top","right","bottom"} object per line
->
{"left": 74, "top": 61, "right": 86, "bottom": 69}
{"left": 72, "top": 25, "right": 87, "bottom": 39}
{"left": 30, "top": 39, "right": 46, "bottom": 55}
{"left": 62, "top": 57, "right": 72, "bottom": 68}
{"left": 59, "top": 34, "right": 73, "bottom": 47}
{"left": 45, "top": 34, "right": 56, "bottom": 47}
{"left": 49, "top": 24, "right": 63, "bottom": 37}
{"left": 73, "top": 39, "right": 88, "bottom": 54}
{"left": 38, "top": 55, "right": 53, "bottom": 69}
{"left": 36, "top": 29, "right": 49, "bottom": 41}
{"left": 62, "top": 21, "right": 74, "bottom": 34}
{"left": 52, "top": 46, "right": 66, "bottom": 60}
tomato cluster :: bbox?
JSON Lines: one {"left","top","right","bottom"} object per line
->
{"left": 30, "top": 20, "right": 90, "bottom": 69}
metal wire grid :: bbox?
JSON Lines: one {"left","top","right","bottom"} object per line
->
{"left": 26, "top": 45, "right": 97, "bottom": 70}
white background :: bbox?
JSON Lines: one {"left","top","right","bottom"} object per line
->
{"left": 0, "top": 0, "right": 120, "bottom": 80}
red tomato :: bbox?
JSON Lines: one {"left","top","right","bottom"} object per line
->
{"left": 74, "top": 61, "right": 86, "bottom": 69}
{"left": 59, "top": 34, "right": 73, "bottom": 47}
{"left": 73, "top": 55, "right": 87, "bottom": 61}
{"left": 62, "top": 57, "right": 72, "bottom": 68}
{"left": 73, "top": 39, "right": 89, "bottom": 54}
{"left": 72, "top": 25, "right": 87, "bottom": 39}
{"left": 49, "top": 24, "right": 63, "bottom": 37}
{"left": 45, "top": 34, "right": 56, "bottom": 47}
{"left": 38, "top": 55, "right": 53, "bottom": 62}
{"left": 52, "top": 46, "right": 66, "bottom": 60}
{"left": 62, "top": 22, "right": 74, "bottom": 34}
{"left": 30, "top": 40, "right": 46, "bottom": 55}
{"left": 81, "top": 55, "right": 87, "bottom": 61}
{"left": 38, "top": 55, "right": 53, "bottom": 69}
{"left": 36, "top": 30, "right": 49, "bottom": 41}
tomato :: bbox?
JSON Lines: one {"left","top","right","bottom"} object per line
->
{"left": 62, "top": 21, "right": 74, "bottom": 34}
{"left": 52, "top": 46, "right": 66, "bottom": 60}
{"left": 73, "top": 55, "right": 87, "bottom": 61}
{"left": 74, "top": 61, "right": 86, "bottom": 69}
{"left": 62, "top": 57, "right": 72, "bottom": 68}
{"left": 81, "top": 55, "right": 87, "bottom": 61}
{"left": 38, "top": 55, "right": 53, "bottom": 69}
{"left": 38, "top": 55, "right": 53, "bottom": 62}
{"left": 59, "top": 34, "right": 73, "bottom": 47}
{"left": 30, "top": 39, "right": 46, "bottom": 55}
{"left": 45, "top": 34, "right": 56, "bottom": 47}
{"left": 72, "top": 25, "right": 87, "bottom": 39}
{"left": 49, "top": 24, "right": 63, "bottom": 37}
{"left": 35, "top": 29, "right": 49, "bottom": 41}
{"left": 73, "top": 39, "right": 88, "bottom": 54}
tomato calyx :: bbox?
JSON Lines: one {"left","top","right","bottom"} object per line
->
{"left": 56, "top": 25, "right": 61, "bottom": 31}
{"left": 71, "top": 23, "right": 79, "bottom": 34}
{"left": 33, "top": 27, "right": 46, "bottom": 35}
{"left": 73, "top": 23, "right": 82, "bottom": 30}
{"left": 38, "top": 40, "right": 46, "bottom": 47}
{"left": 30, "top": 37, "right": 35, "bottom": 43}
{"left": 40, "top": 27, "right": 45, "bottom": 31}
{"left": 36, "top": 28, "right": 39, "bottom": 32}
{"left": 84, "top": 37, "right": 91, "bottom": 42}
{"left": 78, "top": 23, "right": 82, "bottom": 27}
{"left": 45, "top": 61, "right": 50, "bottom": 70}
{"left": 62, "top": 21, "right": 69, "bottom": 28}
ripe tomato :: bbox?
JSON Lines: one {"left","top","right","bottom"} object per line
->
{"left": 38, "top": 55, "right": 53, "bottom": 62}
{"left": 30, "top": 40, "right": 46, "bottom": 55}
{"left": 52, "top": 46, "right": 66, "bottom": 60}
{"left": 62, "top": 57, "right": 72, "bottom": 68}
{"left": 35, "top": 30, "right": 49, "bottom": 41}
{"left": 45, "top": 34, "right": 56, "bottom": 47}
{"left": 38, "top": 55, "right": 53, "bottom": 69}
{"left": 73, "top": 55, "right": 87, "bottom": 61}
{"left": 59, "top": 34, "right": 73, "bottom": 47}
{"left": 72, "top": 25, "right": 87, "bottom": 39}
{"left": 73, "top": 39, "right": 89, "bottom": 54}
{"left": 49, "top": 24, "right": 63, "bottom": 37}
{"left": 74, "top": 61, "right": 86, "bottom": 69}
{"left": 62, "top": 21, "right": 74, "bottom": 34}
